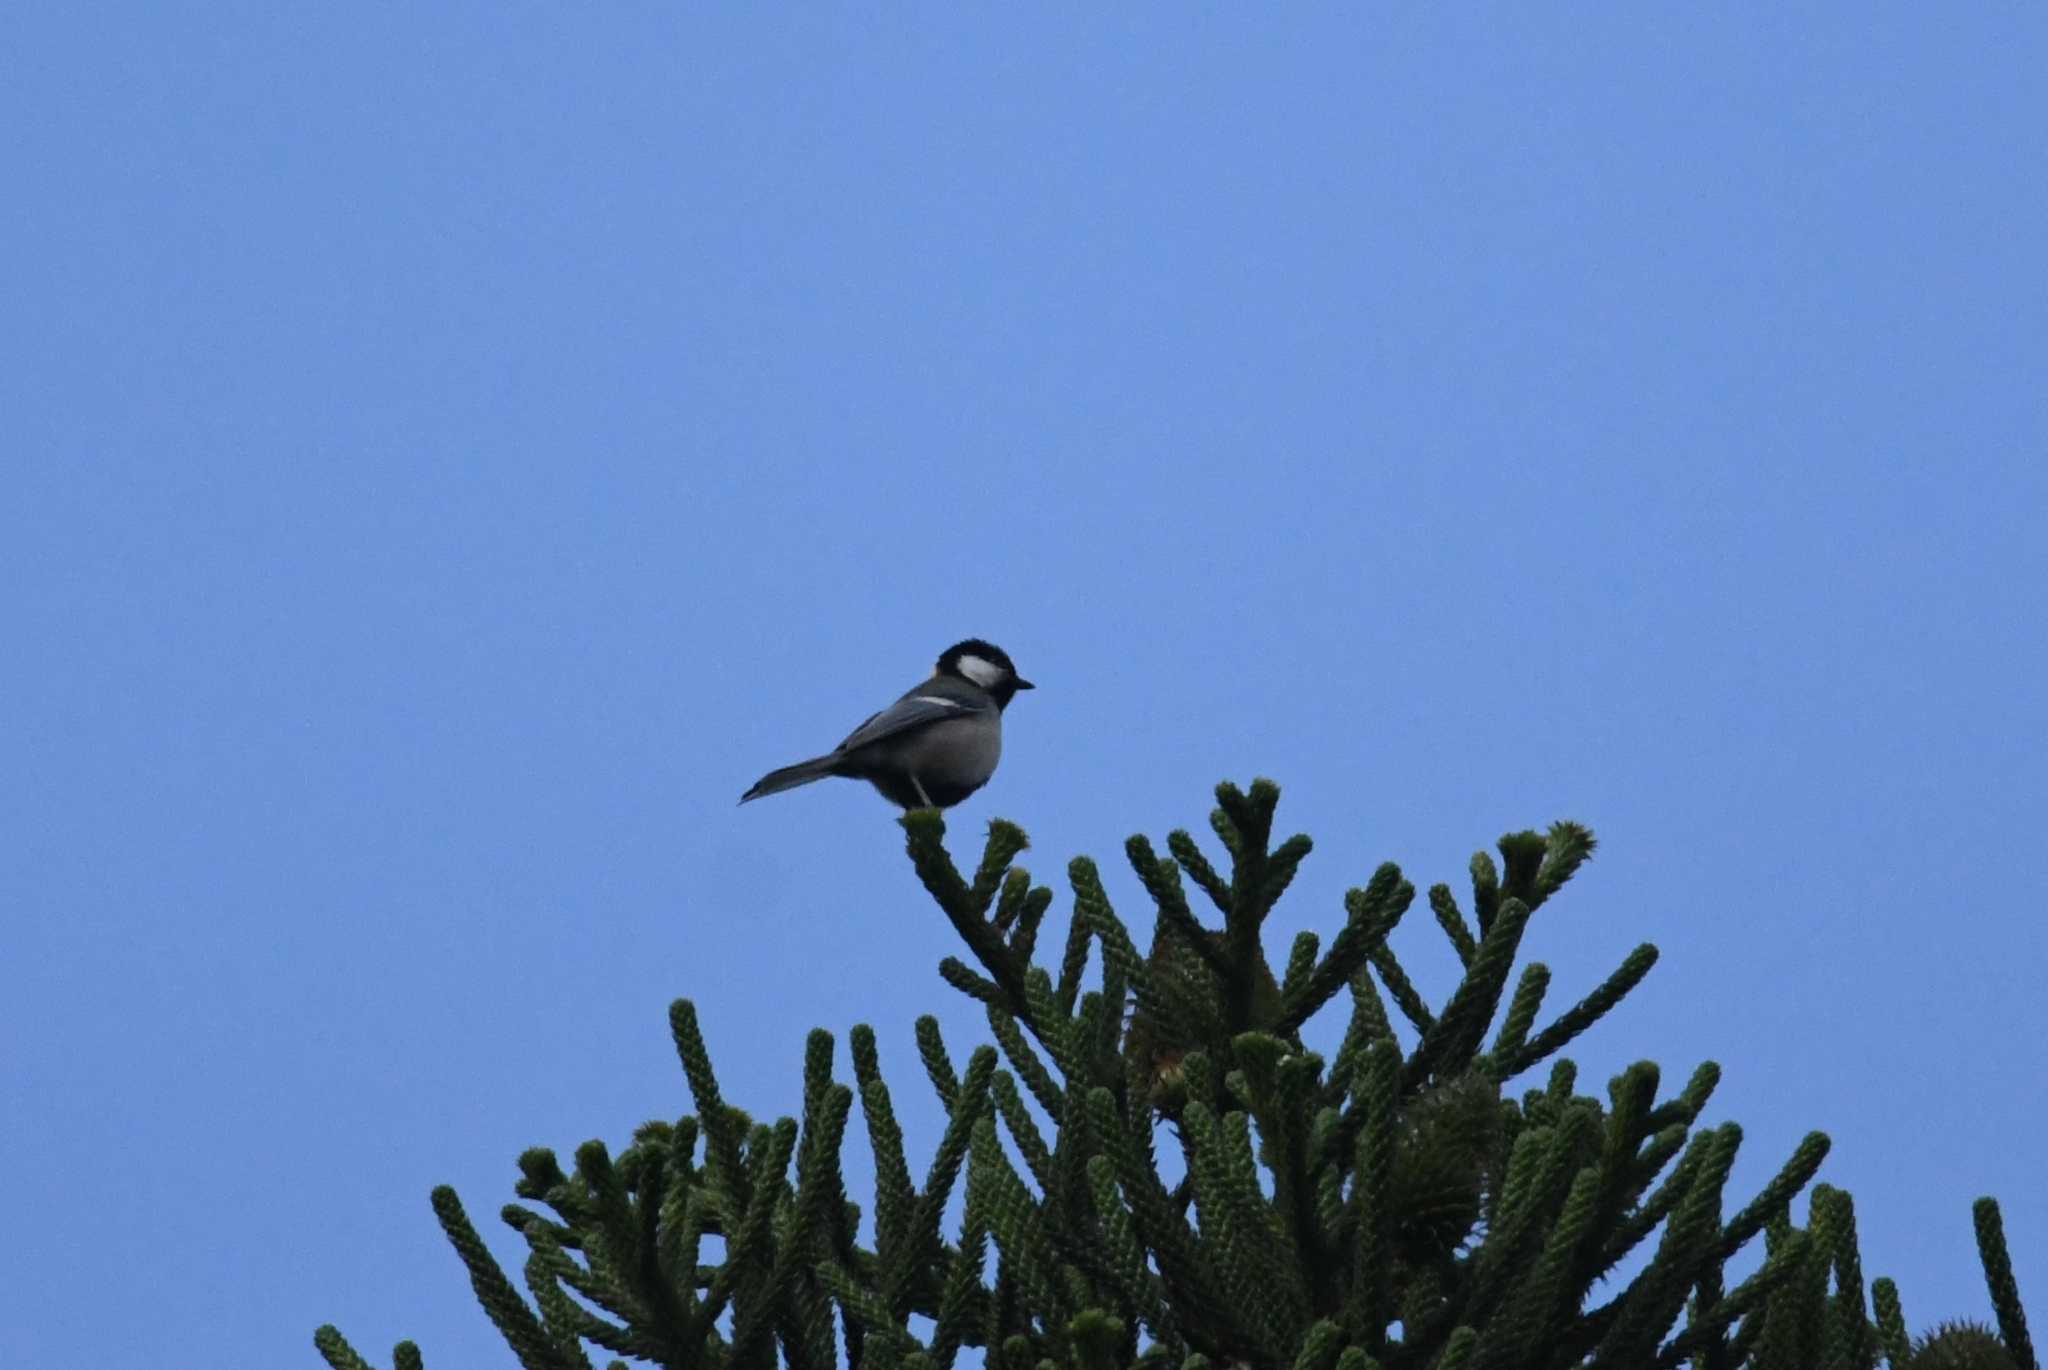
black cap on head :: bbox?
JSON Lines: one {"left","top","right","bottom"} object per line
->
{"left": 938, "top": 638, "right": 1034, "bottom": 692}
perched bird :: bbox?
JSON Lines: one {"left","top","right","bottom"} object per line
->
{"left": 741, "top": 639, "right": 1035, "bottom": 810}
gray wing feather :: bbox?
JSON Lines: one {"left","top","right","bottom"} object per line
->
{"left": 835, "top": 692, "right": 985, "bottom": 754}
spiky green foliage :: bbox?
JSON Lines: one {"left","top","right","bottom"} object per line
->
{"left": 317, "top": 780, "right": 2034, "bottom": 1370}
{"left": 1908, "top": 1321, "right": 2022, "bottom": 1370}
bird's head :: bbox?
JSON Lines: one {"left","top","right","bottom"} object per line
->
{"left": 937, "top": 638, "right": 1035, "bottom": 706}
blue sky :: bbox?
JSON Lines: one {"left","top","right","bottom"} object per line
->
{"left": 4, "top": 7, "right": 2043, "bottom": 1367}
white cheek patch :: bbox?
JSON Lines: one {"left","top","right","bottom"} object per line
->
{"left": 956, "top": 654, "right": 1005, "bottom": 688}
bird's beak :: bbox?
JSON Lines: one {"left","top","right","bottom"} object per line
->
{"left": 1014, "top": 677, "right": 1036, "bottom": 690}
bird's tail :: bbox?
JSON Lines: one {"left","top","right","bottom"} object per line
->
{"left": 740, "top": 754, "right": 842, "bottom": 804}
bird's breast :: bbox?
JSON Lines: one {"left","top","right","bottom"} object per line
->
{"left": 884, "top": 713, "right": 1001, "bottom": 807}
{"left": 899, "top": 713, "right": 1000, "bottom": 779}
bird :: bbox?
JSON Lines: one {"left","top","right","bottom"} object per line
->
{"left": 741, "top": 639, "right": 1035, "bottom": 810}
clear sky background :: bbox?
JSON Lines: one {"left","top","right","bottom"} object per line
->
{"left": 5, "top": 7, "right": 2043, "bottom": 1368}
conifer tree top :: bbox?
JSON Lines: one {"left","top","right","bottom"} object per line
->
{"left": 317, "top": 781, "right": 2038, "bottom": 1370}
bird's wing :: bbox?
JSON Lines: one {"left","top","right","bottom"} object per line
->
{"left": 834, "top": 691, "right": 986, "bottom": 754}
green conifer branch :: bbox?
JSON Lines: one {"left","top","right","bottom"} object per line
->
{"left": 928, "top": 1221, "right": 991, "bottom": 1370}
{"left": 988, "top": 1007, "right": 1067, "bottom": 1120}
{"left": 1178, "top": 1049, "right": 1218, "bottom": 1111}
{"left": 521, "top": 1236, "right": 609, "bottom": 1368}
{"left": 1261, "top": 833, "right": 1314, "bottom": 918}
{"left": 915, "top": 1016, "right": 962, "bottom": 1108}
{"left": 669, "top": 1001, "right": 750, "bottom": 1211}
{"left": 1232, "top": 1033, "right": 1325, "bottom": 1306}
{"left": 1076, "top": 988, "right": 1124, "bottom": 1087}
{"left": 1494, "top": 833, "right": 1548, "bottom": 908}
{"left": 659, "top": 1200, "right": 711, "bottom": 1342}
{"left": 1281, "top": 931, "right": 1320, "bottom": 1003}
{"left": 1629, "top": 1124, "right": 1689, "bottom": 1208}
{"left": 1718, "top": 1131, "right": 1832, "bottom": 1261}
{"left": 968, "top": 1116, "right": 1072, "bottom": 1335}
{"left": 707, "top": 1116, "right": 798, "bottom": 1345}
{"left": 1165, "top": 830, "right": 1232, "bottom": 917}
{"left": 1430, "top": 885, "right": 1478, "bottom": 969}
{"left": 1055, "top": 908, "right": 1095, "bottom": 1016}
{"left": 1583, "top": 1062, "right": 1660, "bottom": 1241}
{"left": 1073, "top": 856, "right": 1187, "bottom": 1061}
{"left": 1009, "top": 877, "right": 1056, "bottom": 965}
{"left": 1460, "top": 1104, "right": 1596, "bottom": 1335}
{"left": 1722, "top": 1303, "right": 1766, "bottom": 1368}
{"left": 1070, "top": 1311, "right": 1131, "bottom": 1370}
{"left": 906, "top": 812, "right": 1034, "bottom": 1018}
{"left": 972, "top": 822, "right": 1032, "bottom": 916}
{"left": 1813, "top": 1185, "right": 1872, "bottom": 1370}
{"left": 1319, "top": 995, "right": 1414, "bottom": 1172}
{"left": 1530, "top": 823, "right": 1597, "bottom": 908}
{"left": 1276, "top": 866, "right": 1413, "bottom": 1038}
{"left": 1020, "top": 965, "right": 1087, "bottom": 1088}
{"left": 803, "top": 1088, "right": 859, "bottom": 1268}
{"left": 1470, "top": 851, "right": 1502, "bottom": 939}
{"left": 313, "top": 1326, "right": 377, "bottom": 1370}
{"left": 1595, "top": 1129, "right": 1704, "bottom": 1281}
{"left": 1323, "top": 1017, "right": 1369, "bottom": 1111}
{"left": 992, "top": 865, "right": 1032, "bottom": 932}
{"left": 1974, "top": 1198, "right": 2038, "bottom": 1370}
{"left": 431, "top": 1185, "right": 571, "bottom": 1370}
{"left": 1498, "top": 944, "right": 1658, "bottom": 1080}
{"left": 1289, "top": 1320, "right": 1342, "bottom": 1370}
{"left": 1652, "top": 1226, "right": 1808, "bottom": 1368}
{"left": 515, "top": 1147, "right": 575, "bottom": 1209}
{"left": 1404, "top": 896, "right": 1532, "bottom": 1091}
{"left": 1433, "top": 1326, "right": 1479, "bottom": 1370}
{"left": 1691, "top": 1264, "right": 1734, "bottom": 1370}
{"left": 1806, "top": 1188, "right": 1854, "bottom": 1370}
{"left": 1179, "top": 1101, "right": 1287, "bottom": 1360}
{"left": 1872, "top": 1278, "right": 1911, "bottom": 1367}
{"left": 1368, "top": 942, "right": 1436, "bottom": 1039}
{"left": 1126, "top": 836, "right": 1230, "bottom": 978}
{"left": 992, "top": 1070, "right": 1056, "bottom": 1192}
{"left": 803, "top": 1032, "right": 837, "bottom": 1121}
{"left": 851, "top": 1026, "right": 917, "bottom": 1260}
{"left": 882, "top": 1045, "right": 996, "bottom": 1320}
{"left": 939, "top": 957, "right": 1008, "bottom": 1008}
{"left": 1346, "top": 1041, "right": 1399, "bottom": 1353}
{"left": 308, "top": 1334, "right": 425, "bottom": 1370}
{"left": 1220, "top": 1104, "right": 1310, "bottom": 1326}
{"left": 572, "top": 1141, "right": 659, "bottom": 1330}
{"left": 1082, "top": 1085, "right": 1243, "bottom": 1353}
{"left": 504, "top": 1200, "right": 582, "bottom": 1253}
{"left": 1488, "top": 963, "right": 1549, "bottom": 1068}
{"left": 816, "top": 1260, "right": 922, "bottom": 1362}
{"left": 1749, "top": 1227, "right": 1825, "bottom": 1370}
{"left": 1472, "top": 1163, "right": 1601, "bottom": 1369}
{"left": 1644, "top": 1061, "right": 1720, "bottom": 1134}
{"left": 1083, "top": 1155, "right": 1169, "bottom": 1342}
{"left": 1326, "top": 970, "right": 1397, "bottom": 1106}
{"left": 1588, "top": 1123, "right": 1741, "bottom": 1367}
{"left": 1213, "top": 782, "right": 1269, "bottom": 877}
{"left": 650, "top": 1119, "right": 704, "bottom": 1279}
{"left": 731, "top": 1083, "right": 852, "bottom": 1370}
